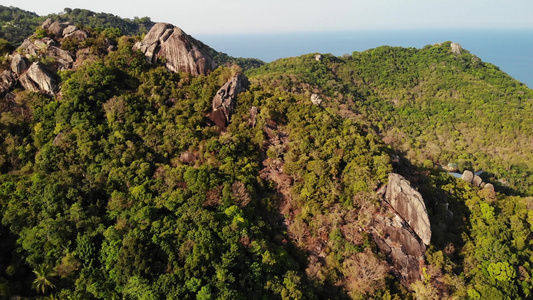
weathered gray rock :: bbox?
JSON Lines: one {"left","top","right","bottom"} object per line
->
{"left": 451, "top": 42, "right": 462, "bottom": 55}
{"left": 310, "top": 94, "right": 322, "bottom": 105}
{"left": 385, "top": 173, "right": 431, "bottom": 245}
{"left": 133, "top": 22, "right": 215, "bottom": 75}
{"left": 473, "top": 175, "right": 483, "bottom": 187}
{"left": 47, "top": 21, "right": 71, "bottom": 37}
{"left": 249, "top": 106, "right": 258, "bottom": 127}
{"left": 461, "top": 170, "right": 474, "bottom": 183}
{"left": 19, "top": 62, "right": 57, "bottom": 94}
{"left": 0, "top": 70, "right": 18, "bottom": 96}
{"left": 484, "top": 183, "right": 495, "bottom": 192}
{"left": 64, "top": 29, "right": 88, "bottom": 41}
{"left": 11, "top": 54, "right": 28, "bottom": 74}
{"left": 18, "top": 38, "right": 74, "bottom": 71}
{"left": 373, "top": 173, "right": 433, "bottom": 283}
{"left": 62, "top": 25, "right": 77, "bottom": 36}
{"left": 42, "top": 18, "right": 53, "bottom": 29}
{"left": 209, "top": 73, "right": 249, "bottom": 128}
{"left": 19, "top": 39, "right": 41, "bottom": 57}
{"left": 373, "top": 212, "right": 425, "bottom": 283}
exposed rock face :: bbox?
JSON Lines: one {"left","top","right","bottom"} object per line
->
{"left": 19, "top": 62, "right": 57, "bottom": 94}
{"left": 41, "top": 18, "right": 53, "bottom": 29}
{"left": 484, "top": 183, "right": 495, "bottom": 192}
{"left": 249, "top": 106, "right": 258, "bottom": 127}
{"left": 209, "top": 73, "right": 249, "bottom": 128}
{"left": 473, "top": 175, "right": 483, "bottom": 187}
{"left": 451, "top": 42, "right": 462, "bottom": 55}
{"left": 373, "top": 173, "right": 431, "bottom": 284}
{"left": 47, "top": 21, "right": 71, "bottom": 38}
{"left": 373, "top": 212, "right": 425, "bottom": 283}
{"left": 62, "top": 25, "right": 77, "bottom": 36}
{"left": 133, "top": 23, "right": 215, "bottom": 75}
{"left": 0, "top": 70, "right": 18, "bottom": 96}
{"left": 11, "top": 54, "right": 28, "bottom": 74}
{"left": 310, "top": 94, "right": 322, "bottom": 105}
{"left": 315, "top": 54, "right": 323, "bottom": 62}
{"left": 18, "top": 39, "right": 75, "bottom": 71}
{"left": 461, "top": 170, "right": 474, "bottom": 183}
{"left": 385, "top": 173, "right": 431, "bottom": 245}
{"left": 64, "top": 29, "right": 88, "bottom": 41}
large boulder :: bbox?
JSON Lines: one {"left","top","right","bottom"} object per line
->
{"left": 11, "top": 54, "right": 28, "bottom": 74}
{"left": 385, "top": 173, "right": 431, "bottom": 245}
{"left": 0, "top": 70, "right": 18, "bottom": 96}
{"left": 47, "top": 21, "right": 71, "bottom": 38}
{"left": 373, "top": 213, "right": 425, "bottom": 283}
{"left": 451, "top": 42, "right": 462, "bottom": 55}
{"left": 46, "top": 46, "right": 75, "bottom": 70}
{"left": 19, "top": 62, "right": 57, "bottom": 94}
{"left": 64, "top": 29, "right": 88, "bottom": 41}
{"left": 133, "top": 23, "right": 215, "bottom": 75}
{"left": 209, "top": 73, "right": 249, "bottom": 128}
{"left": 473, "top": 175, "right": 483, "bottom": 187}
{"left": 372, "top": 173, "right": 432, "bottom": 284}
{"left": 461, "top": 170, "right": 474, "bottom": 183}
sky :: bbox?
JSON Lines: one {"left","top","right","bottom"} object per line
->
{"left": 3, "top": 0, "right": 533, "bottom": 35}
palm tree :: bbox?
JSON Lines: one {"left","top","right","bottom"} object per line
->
{"left": 32, "top": 264, "right": 56, "bottom": 294}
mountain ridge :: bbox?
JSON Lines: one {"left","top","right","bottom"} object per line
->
{"left": 0, "top": 7, "right": 532, "bottom": 300}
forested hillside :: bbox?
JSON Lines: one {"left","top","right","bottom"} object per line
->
{"left": 0, "top": 9, "right": 532, "bottom": 300}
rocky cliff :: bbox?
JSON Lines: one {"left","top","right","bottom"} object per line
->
{"left": 209, "top": 73, "right": 249, "bottom": 128}
{"left": 133, "top": 23, "right": 215, "bottom": 75}
{"left": 373, "top": 173, "right": 431, "bottom": 283}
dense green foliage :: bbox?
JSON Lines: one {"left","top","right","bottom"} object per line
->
{"left": 0, "top": 9, "right": 532, "bottom": 299}
{"left": 248, "top": 44, "right": 533, "bottom": 195}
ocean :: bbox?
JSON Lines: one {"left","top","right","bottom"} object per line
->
{"left": 197, "top": 29, "right": 533, "bottom": 88}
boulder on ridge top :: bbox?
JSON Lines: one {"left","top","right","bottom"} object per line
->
{"left": 133, "top": 23, "right": 215, "bottom": 75}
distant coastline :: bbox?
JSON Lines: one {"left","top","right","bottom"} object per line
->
{"left": 198, "top": 29, "right": 533, "bottom": 88}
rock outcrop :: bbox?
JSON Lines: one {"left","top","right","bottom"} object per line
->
{"left": 19, "top": 62, "right": 57, "bottom": 94}
{"left": 249, "top": 106, "right": 258, "bottom": 127}
{"left": 47, "top": 21, "right": 71, "bottom": 38}
{"left": 460, "top": 170, "right": 496, "bottom": 193}
{"left": 0, "top": 70, "right": 18, "bottom": 96}
{"left": 10, "top": 54, "right": 28, "bottom": 74}
{"left": 473, "top": 175, "right": 483, "bottom": 187}
{"left": 209, "top": 73, "right": 249, "bottom": 128}
{"left": 373, "top": 173, "right": 431, "bottom": 283}
{"left": 133, "top": 23, "right": 215, "bottom": 75}
{"left": 451, "top": 42, "right": 462, "bottom": 55}
{"left": 385, "top": 173, "right": 431, "bottom": 245}
{"left": 461, "top": 170, "right": 474, "bottom": 183}
{"left": 310, "top": 94, "right": 322, "bottom": 105}
{"left": 18, "top": 38, "right": 74, "bottom": 71}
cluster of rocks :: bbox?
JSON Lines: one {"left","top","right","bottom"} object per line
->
{"left": 0, "top": 19, "right": 92, "bottom": 96}
{"left": 374, "top": 173, "right": 431, "bottom": 283}
{"left": 3, "top": 20, "right": 246, "bottom": 131}
{"left": 133, "top": 23, "right": 215, "bottom": 76}
{"left": 461, "top": 170, "right": 495, "bottom": 192}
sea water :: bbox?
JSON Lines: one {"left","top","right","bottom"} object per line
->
{"left": 197, "top": 29, "right": 533, "bottom": 88}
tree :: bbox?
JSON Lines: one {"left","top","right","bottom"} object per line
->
{"left": 32, "top": 264, "right": 56, "bottom": 294}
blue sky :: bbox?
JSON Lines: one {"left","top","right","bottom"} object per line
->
{"left": 3, "top": 0, "right": 533, "bottom": 35}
